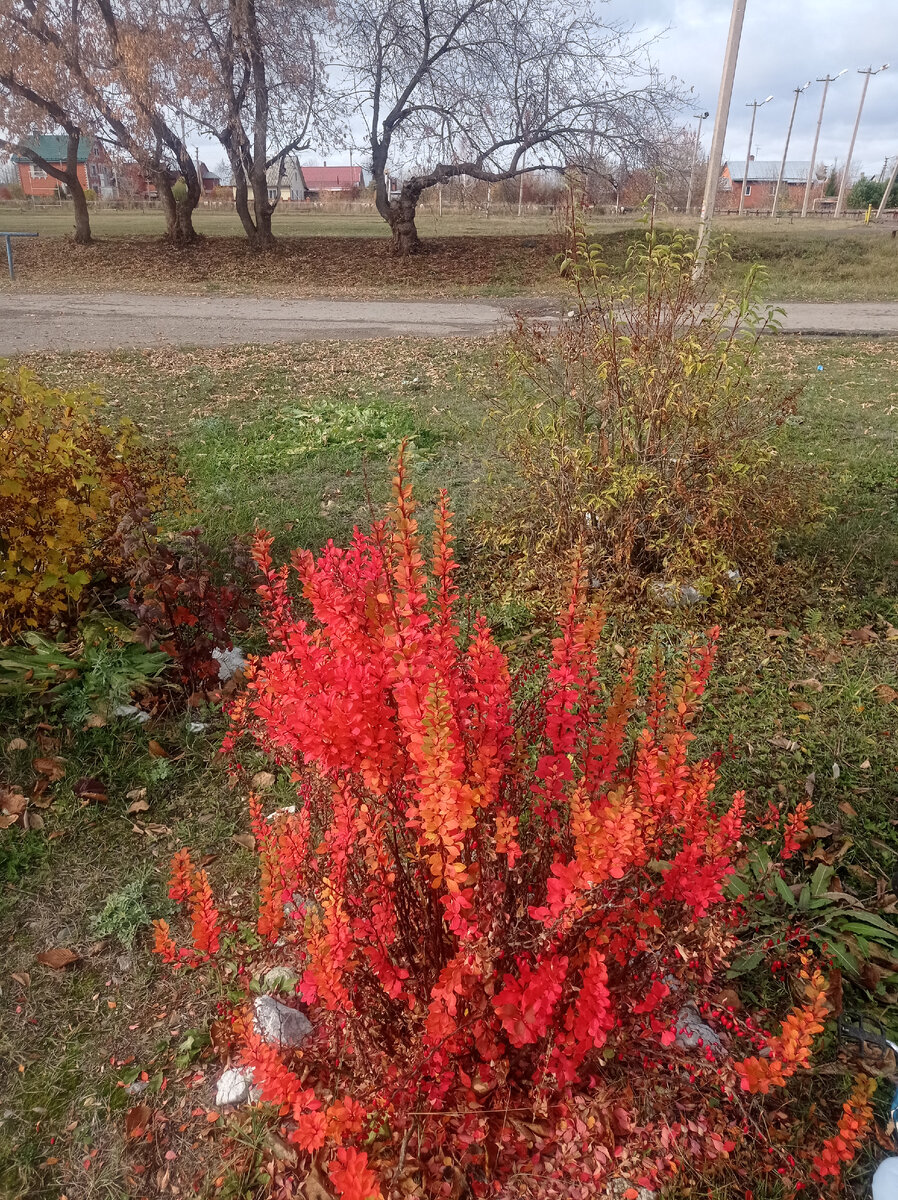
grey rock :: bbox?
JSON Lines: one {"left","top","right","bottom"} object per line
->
{"left": 215, "top": 1066, "right": 259, "bottom": 1107}
{"left": 125, "top": 1080, "right": 149, "bottom": 1097}
{"left": 211, "top": 646, "right": 247, "bottom": 682}
{"left": 113, "top": 704, "right": 151, "bottom": 724}
{"left": 260, "top": 965, "right": 299, "bottom": 994}
{"left": 607, "top": 1179, "right": 656, "bottom": 1200}
{"left": 253, "top": 995, "right": 313, "bottom": 1048}
{"left": 647, "top": 579, "right": 706, "bottom": 609}
{"left": 674, "top": 1004, "right": 725, "bottom": 1057}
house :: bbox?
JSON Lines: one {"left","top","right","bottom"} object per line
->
{"left": 230, "top": 159, "right": 307, "bottom": 203}
{"left": 12, "top": 135, "right": 115, "bottom": 198}
{"left": 199, "top": 163, "right": 220, "bottom": 194}
{"left": 300, "top": 164, "right": 365, "bottom": 199}
{"left": 718, "top": 159, "right": 823, "bottom": 212}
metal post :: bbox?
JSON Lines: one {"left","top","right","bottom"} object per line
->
{"left": 686, "top": 111, "right": 709, "bottom": 214}
{"left": 517, "top": 149, "right": 525, "bottom": 217}
{"left": 801, "top": 71, "right": 845, "bottom": 217}
{"left": 693, "top": 0, "right": 749, "bottom": 279}
{"left": 5, "top": 235, "right": 14, "bottom": 281}
{"left": 739, "top": 96, "right": 772, "bottom": 216}
{"left": 876, "top": 155, "right": 898, "bottom": 220}
{"left": 834, "top": 65, "right": 889, "bottom": 218}
{"left": 771, "top": 82, "right": 809, "bottom": 218}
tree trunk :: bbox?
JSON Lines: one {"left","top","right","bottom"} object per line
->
{"left": 389, "top": 190, "right": 422, "bottom": 255}
{"left": 71, "top": 179, "right": 92, "bottom": 245}
{"left": 158, "top": 172, "right": 179, "bottom": 240}
{"left": 251, "top": 201, "right": 275, "bottom": 249}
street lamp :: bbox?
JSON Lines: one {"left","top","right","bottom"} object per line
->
{"left": 738, "top": 95, "right": 773, "bottom": 216}
{"left": 834, "top": 64, "right": 889, "bottom": 218}
{"left": 770, "top": 81, "right": 810, "bottom": 218}
{"left": 801, "top": 70, "right": 847, "bottom": 217}
{"left": 686, "top": 111, "right": 710, "bottom": 214}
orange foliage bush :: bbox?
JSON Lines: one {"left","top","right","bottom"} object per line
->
{"left": 154, "top": 458, "right": 861, "bottom": 1197}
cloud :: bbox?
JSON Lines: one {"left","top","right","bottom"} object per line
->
{"left": 635, "top": 0, "right": 898, "bottom": 176}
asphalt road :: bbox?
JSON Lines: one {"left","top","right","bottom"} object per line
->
{"left": 3, "top": 293, "right": 898, "bottom": 354}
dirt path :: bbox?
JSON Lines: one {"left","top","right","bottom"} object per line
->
{"left": 3, "top": 293, "right": 898, "bottom": 354}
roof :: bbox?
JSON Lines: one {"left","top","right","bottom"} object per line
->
{"left": 724, "top": 160, "right": 815, "bottom": 185}
{"left": 199, "top": 163, "right": 220, "bottom": 182}
{"left": 12, "top": 134, "right": 93, "bottom": 165}
{"left": 301, "top": 165, "right": 364, "bottom": 189}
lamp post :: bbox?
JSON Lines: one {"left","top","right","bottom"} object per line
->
{"left": 834, "top": 64, "right": 889, "bottom": 218}
{"left": 771, "top": 81, "right": 809, "bottom": 218}
{"left": 801, "top": 70, "right": 846, "bottom": 217}
{"left": 738, "top": 95, "right": 773, "bottom": 216}
{"left": 686, "top": 111, "right": 709, "bottom": 214}
{"left": 693, "top": 0, "right": 749, "bottom": 279}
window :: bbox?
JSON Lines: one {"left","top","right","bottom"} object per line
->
{"left": 30, "top": 164, "right": 47, "bottom": 179}
{"left": 744, "top": 184, "right": 751, "bottom": 196}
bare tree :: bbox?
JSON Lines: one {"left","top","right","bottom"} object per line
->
{"left": 338, "top": 0, "right": 679, "bottom": 253}
{"left": 0, "top": 1, "right": 96, "bottom": 242}
{"left": 173, "top": 0, "right": 329, "bottom": 249}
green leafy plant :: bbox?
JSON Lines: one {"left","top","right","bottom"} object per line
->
{"left": 728, "top": 852, "right": 898, "bottom": 996}
{"left": 478, "top": 210, "right": 816, "bottom": 605}
{"left": 92, "top": 869, "right": 170, "bottom": 947}
{"left": 0, "top": 618, "right": 169, "bottom": 722}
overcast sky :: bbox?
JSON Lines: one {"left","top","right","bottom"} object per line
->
{"left": 637, "top": 0, "right": 898, "bottom": 177}
{"left": 200, "top": 0, "right": 898, "bottom": 180}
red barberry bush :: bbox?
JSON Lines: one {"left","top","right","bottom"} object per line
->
{"left": 155, "top": 455, "right": 866, "bottom": 1197}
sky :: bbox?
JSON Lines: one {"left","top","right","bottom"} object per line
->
{"left": 197, "top": 0, "right": 898, "bottom": 181}
{"left": 633, "top": 0, "right": 898, "bottom": 178}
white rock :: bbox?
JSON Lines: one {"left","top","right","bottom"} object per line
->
{"left": 673, "top": 1004, "right": 725, "bottom": 1057}
{"left": 186, "top": 721, "right": 207, "bottom": 733}
{"left": 215, "top": 1066, "right": 258, "bottom": 1107}
{"left": 212, "top": 646, "right": 247, "bottom": 681}
{"left": 113, "top": 704, "right": 151, "bottom": 724}
{"left": 253, "top": 995, "right": 313, "bottom": 1048}
{"left": 125, "top": 1080, "right": 149, "bottom": 1096}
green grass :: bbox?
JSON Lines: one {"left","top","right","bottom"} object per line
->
{"left": 2, "top": 332, "right": 897, "bottom": 1195}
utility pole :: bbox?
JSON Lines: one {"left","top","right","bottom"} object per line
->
{"left": 517, "top": 149, "right": 526, "bottom": 217}
{"left": 771, "top": 82, "right": 809, "bottom": 218}
{"left": 738, "top": 95, "right": 772, "bottom": 216}
{"left": 834, "top": 64, "right": 889, "bottom": 218}
{"left": 686, "top": 111, "right": 709, "bottom": 214}
{"left": 801, "top": 70, "right": 846, "bottom": 216}
{"left": 693, "top": 0, "right": 749, "bottom": 278}
{"left": 876, "top": 155, "right": 898, "bottom": 220}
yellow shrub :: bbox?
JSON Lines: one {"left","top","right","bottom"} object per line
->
{"left": 0, "top": 365, "right": 178, "bottom": 638}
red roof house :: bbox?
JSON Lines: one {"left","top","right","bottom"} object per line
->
{"left": 300, "top": 164, "right": 365, "bottom": 198}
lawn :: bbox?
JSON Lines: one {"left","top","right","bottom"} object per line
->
{"left": 3, "top": 209, "right": 898, "bottom": 301}
{"left": 1, "top": 333, "right": 897, "bottom": 1198}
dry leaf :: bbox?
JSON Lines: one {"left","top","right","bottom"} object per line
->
{"left": 875, "top": 684, "right": 898, "bottom": 705}
{"left": 125, "top": 1103, "right": 152, "bottom": 1137}
{"left": 36, "top": 947, "right": 80, "bottom": 970}
{"left": 251, "top": 771, "right": 275, "bottom": 790}
{"left": 29, "top": 791, "right": 54, "bottom": 809}
{"left": 769, "top": 734, "right": 798, "bottom": 752}
{"left": 766, "top": 628, "right": 788, "bottom": 639}
{"left": 74, "top": 776, "right": 108, "bottom": 804}
{"left": 23, "top": 811, "right": 44, "bottom": 831}
{"left": 791, "top": 700, "right": 813, "bottom": 713}
{"left": 839, "top": 801, "right": 858, "bottom": 818}
{"left": 83, "top": 713, "right": 107, "bottom": 729}
{"left": 7, "top": 738, "right": 28, "bottom": 752}
{"left": 232, "top": 833, "right": 255, "bottom": 851}
{"left": 125, "top": 787, "right": 147, "bottom": 802}
{"left": 148, "top": 740, "right": 169, "bottom": 759}
{"left": 844, "top": 626, "right": 878, "bottom": 645}
{"left": 32, "top": 756, "right": 65, "bottom": 781}
{"left": 1, "top": 789, "right": 27, "bottom": 817}
{"left": 11, "top": 971, "right": 30, "bottom": 987}
{"left": 126, "top": 798, "right": 150, "bottom": 814}
{"left": 788, "top": 678, "right": 823, "bottom": 692}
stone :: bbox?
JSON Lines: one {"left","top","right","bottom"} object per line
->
{"left": 873, "top": 1157, "right": 898, "bottom": 1200}
{"left": 647, "top": 579, "right": 706, "bottom": 609}
{"left": 673, "top": 1004, "right": 725, "bottom": 1057}
{"left": 125, "top": 1079, "right": 149, "bottom": 1097}
{"left": 607, "top": 1178, "right": 656, "bottom": 1200}
{"left": 215, "top": 1065, "right": 259, "bottom": 1107}
{"left": 261, "top": 965, "right": 299, "bottom": 994}
{"left": 212, "top": 646, "right": 247, "bottom": 681}
{"left": 253, "top": 995, "right": 313, "bottom": 1048}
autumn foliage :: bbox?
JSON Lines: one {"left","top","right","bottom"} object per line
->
{"left": 155, "top": 459, "right": 869, "bottom": 1196}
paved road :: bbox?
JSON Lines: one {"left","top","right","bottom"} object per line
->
{"left": 3, "top": 293, "right": 898, "bottom": 354}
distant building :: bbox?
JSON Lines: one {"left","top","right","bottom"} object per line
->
{"left": 300, "top": 164, "right": 365, "bottom": 199}
{"left": 12, "top": 135, "right": 115, "bottom": 198}
{"left": 719, "top": 159, "right": 824, "bottom": 212}
{"left": 199, "top": 163, "right": 220, "bottom": 194}
{"left": 230, "top": 160, "right": 307, "bottom": 203}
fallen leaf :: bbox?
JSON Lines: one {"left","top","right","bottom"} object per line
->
{"left": 766, "top": 628, "right": 788, "bottom": 639}
{"left": 860, "top": 759, "right": 871, "bottom": 771}
{"left": 251, "top": 771, "right": 275, "bottom": 790}
{"left": 7, "top": 737, "right": 28, "bottom": 752}
{"left": 232, "top": 833, "right": 255, "bottom": 851}
{"left": 125, "top": 787, "right": 147, "bottom": 802}
{"left": 29, "top": 791, "right": 54, "bottom": 809}
{"left": 74, "top": 777, "right": 108, "bottom": 804}
{"left": 125, "top": 1104, "right": 152, "bottom": 1137}
{"left": 844, "top": 626, "right": 878, "bottom": 645}
{"left": 875, "top": 684, "right": 898, "bottom": 705}
{"left": 788, "top": 678, "right": 823, "bottom": 692}
{"left": 839, "top": 801, "right": 858, "bottom": 818}
{"left": 126, "top": 799, "right": 150, "bottom": 814}
{"left": 32, "top": 756, "right": 65, "bottom": 781}
{"left": 23, "top": 811, "right": 44, "bottom": 831}
{"left": 83, "top": 713, "right": 107, "bottom": 729}
{"left": 36, "top": 947, "right": 80, "bottom": 970}
{"left": 1, "top": 789, "right": 27, "bottom": 817}
{"left": 769, "top": 735, "right": 798, "bottom": 752}
{"left": 147, "top": 740, "right": 169, "bottom": 759}
{"left": 11, "top": 971, "right": 30, "bottom": 987}
{"left": 791, "top": 700, "right": 813, "bottom": 713}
